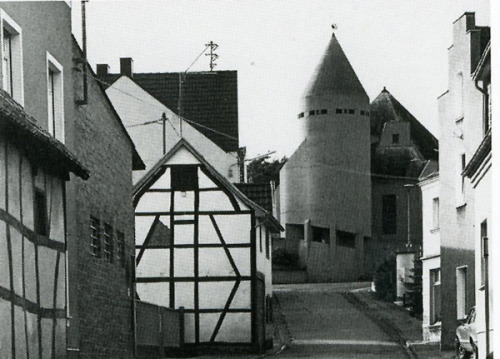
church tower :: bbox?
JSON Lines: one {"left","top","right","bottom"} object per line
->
{"left": 280, "top": 33, "right": 372, "bottom": 281}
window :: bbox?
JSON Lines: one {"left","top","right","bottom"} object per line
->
{"left": 171, "top": 165, "right": 198, "bottom": 191}
{"left": 382, "top": 194, "right": 397, "bottom": 234}
{"left": 348, "top": 109, "right": 355, "bottom": 115}
{"left": 320, "top": 109, "right": 327, "bottom": 115}
{"left": 343, "top": 109, "right": 348, "bottom": 114}
{"left": 430, "top": 268, "right": 441, "bottom": 324}
{"left": 309, "top": 110, "right": 315, "bottom": 116}
{"left": 0, "top": 9, "right": 23, "bottom": 104}
{"left": 46, "top": 52, "right": 64, "bottom": 142}
{"left": 480, "top": 220, "right": 488, "bottom": 287}
{"left": 461, "top": 153, "right": 466, "bottom": 194}
{"left": 336, "top": 108, "right": 342, "bottom": 114}
{"left": 360, "top": 110, "right": 365, "bottom": 116}
{"left": 432, "top": 198, "right": 439, "bottom": 230}
{"left": 116, "top": 231, "right": 126, "bottom": 267}
{"left": 312, "top": 226, "right": 330, "bottom": 244}
{"left": 456, "top": 266, "right": 468, "bottom": 319}
{"left": 34, "top": 189, "right": 48, "bottom": 236}
{"left": 336, "top": 230, "right": 355, "bottom": 248}
{"left": 265, "top": 228, "right": 270, "bottom": 259}
{"left": 103, "top": 223, "right": 113, "bottom": 263}
{"left": 90, "top": 217, "right": 101, "bottom": 257}
{"left": 297, "top": 112, "right": 304, "bottom": 119}
{"left": 315, "top": 110, "right": 320, "bottom": 115}
{"left": 392, "top": 134, "right": 400, "bottom": 144}
{"left": 259, "top": 226, "right": 263, "bottom": 253}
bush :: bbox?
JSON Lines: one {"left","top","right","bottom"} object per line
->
{"left": 272, "top": 248, "right": 299, "bottom": 267}
{"left": 404, "top": 256, "right": 423, "bottom": 318}
{"left": 373, "top": 254, "right": 397, "bottom": 302}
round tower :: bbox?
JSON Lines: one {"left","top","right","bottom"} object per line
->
{"left": 280, "top": 33, "right": 372, "bottom": 281}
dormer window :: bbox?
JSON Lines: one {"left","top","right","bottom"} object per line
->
{"left": 392, "top": 134, "right": 399, "bottom": 144}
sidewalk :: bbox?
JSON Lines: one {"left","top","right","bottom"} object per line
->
{"left": 349, "top": 288, "right": 455, "bottom": 359}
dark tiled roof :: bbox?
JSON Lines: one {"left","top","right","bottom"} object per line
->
{"left": 418, "top": 160, "right": 439, "bottom": 181}
{"left": 234, "top": 183, "right": 273, "bottom": 213}
{"left": 99, "top": 71, "right": 239, "bottom": 152}
{"left": 0, "top": 89, "right": 89, "bottom": 180}
{"left": 370, "top": 88, "right": 438, "bottom": 161}
{"left": 372, "top": 145, "right": 427, "bottom": 179}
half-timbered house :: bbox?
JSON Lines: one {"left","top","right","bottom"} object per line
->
{"left": 133, "top": 138, "right": 281, "bottom": 353}
{"left": 0, "top": 89, "right": 88, "bottom": 358}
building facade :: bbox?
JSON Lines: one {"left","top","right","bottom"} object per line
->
{"left": 133, "top": 139, "right": 280, "bottom": 353}
{"left": 418, "top": 162, "right": 441, "bottom": 342}
{"left": 463, "top": 40, "right": 491, "bottom": 359}
{"left": 0, "top": 3, "right": 145, "bottom": 358}
{"left": 437, "top": 12, "right": 489, "bottom": 349}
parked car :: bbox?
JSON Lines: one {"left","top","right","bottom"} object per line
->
{"left": 455, "top": 307, "right": 477, "bottom": 359}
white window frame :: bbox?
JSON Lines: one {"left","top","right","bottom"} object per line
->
{"left": 46, "top": 52, "right": 64, "bottom": 143}
{"left": 456, "top": 265, "right": 468, "bottom": 320}
{"left": 0, "top": 9, "right": 23, "bottom": 105}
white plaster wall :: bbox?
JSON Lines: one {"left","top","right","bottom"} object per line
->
{"left": 420, "top": 176, "right": 440, "bottom": 258}
{"left": 106, "top": 77, "right": 238, "bottom": 184}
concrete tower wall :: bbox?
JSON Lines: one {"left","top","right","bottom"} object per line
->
{"left": 280, "top": 34, "right": 371, "bottom": 281}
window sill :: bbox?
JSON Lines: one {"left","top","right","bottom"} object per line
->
{"left": 479, "top": 285, "right": 486, "bottom": 291}
{"left": 430, "top": 228, "right": 440, "bottom": 233}
{"left": 455, "top": 115, "right": 465, "bottom": 124}
{"left": 428, "top": 322, "right": 442, "bottom": 329}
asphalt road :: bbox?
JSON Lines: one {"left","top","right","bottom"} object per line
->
{"left": 273, "top": 283, "right": 411, "bottom": 359}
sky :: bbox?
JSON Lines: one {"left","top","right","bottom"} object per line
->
{"left": 71, "top": 0, "right": 490, "bottom": 159}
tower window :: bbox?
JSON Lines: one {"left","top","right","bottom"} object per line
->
{"left": 382, "top": 194, "right": 397, "bottom": 235}
{"left": 336, "top": 230, "right": 355, "bottom": 248}
{"left": 392, "top": 134, "right": 400, "bottom": 144}
{"left": 336, "top": 108, "right": 342, "bottom": 114}
{"left": 298, "top": 112, "right": 304, "bottom": 119}
{"left": 348, "top": 109, "right": 355, "bottom": 115}
{"left": 360, "top": 110, "right": 365, "bottom": 116}
{"left": 320, "top": 109, "right": 328, "bottom": 114}
{"left": 315, "top": 110, "right": 320, "bottom": 115}
{"left": 343, "top": 109, "right": 348, "bottom": 114}
{"left": 309, "top": 110, "right": 315, "bottom": 116}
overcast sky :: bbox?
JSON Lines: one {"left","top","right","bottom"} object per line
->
{"left": 72, "top": 0, "right": 490, "bottom": 159}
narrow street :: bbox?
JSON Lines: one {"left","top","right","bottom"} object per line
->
{"left": 273, "top": 283, "right": 412, "bottom": 359}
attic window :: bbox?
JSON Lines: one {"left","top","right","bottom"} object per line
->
{"left": 320, "top": 109, "right": 328, "bottom": 115}
{"left": 298, "top": 112, "right": 304, "bottom": 119}
{"left": 336, "top": 109, "right": 342, "bottom": 114}
{"left": 392, "top": 134, "right": 400, "bottom": 144}
{"left": 309, "top": 110, "right": 315, "bottom": 116}
{"left": 171, "top": 165, "right": 198, "bottom": 191}
{"left": 348, "top": 109, "right": 355, "bottom": 115}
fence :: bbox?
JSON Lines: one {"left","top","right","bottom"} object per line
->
{"left": 136, "top": 300, "right": 184, "bottom": 358}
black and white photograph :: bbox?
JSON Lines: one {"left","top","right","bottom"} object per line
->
{"left": 0, "top": 1, "right": 496, "bottom": 358}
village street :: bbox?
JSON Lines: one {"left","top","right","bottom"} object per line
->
{"left": 272, "top": 283, "right": 414, "bottom": 359}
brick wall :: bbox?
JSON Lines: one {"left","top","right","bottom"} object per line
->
{"left": 65, "top": 41, "right": 137, "bottom": 359}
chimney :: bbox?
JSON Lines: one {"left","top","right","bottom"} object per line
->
{"left": 120, "top": 57, "right": 133, "bottom": 78}
{"left": 96, "top": 64, "right": 109, "bottom": 77}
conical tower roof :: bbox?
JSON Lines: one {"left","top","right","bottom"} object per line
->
{"left": 304, "top": 33, "right": 368, "bottom": 99}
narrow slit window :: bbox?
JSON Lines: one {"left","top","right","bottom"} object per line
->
{"left": 34, "top": 189, "right": 48, "bottom": 236}
{"left": 309, "top": 110, "right": 315, "bottom": 116}
{"left": 320, "top": 109, "right": 328, "bottom": 114}
{"left": 336, "top": 108, "right": 342, "bottom": 114}
{"left": 348, "top": 109, "right": 355, "bottom": 115}
{"left": 90, "top": 217, "right": 101, "bottom": 257}
{"left": 297, "top": 112, "right": 304, "bottom": 119}
{"left": 103, "top": 223, "right": 113, "bottom": 263}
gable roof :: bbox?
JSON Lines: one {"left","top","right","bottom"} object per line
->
{"left": 0, "top": 88, "right": 89, "bottom": 180}
{"left": 133, "top": 138, "right": 283, "bottom": 232}
{"left": 72, "top": 37, "right": 145, "bottom": 171}
{"left": 98, "top": 70, "right": 239, "bottom": 153}
{"left": 304, "top": 33, "right": 368, "bottom": 100}
{"left": 370, "top": 88, "right": 438, "bottom": 160}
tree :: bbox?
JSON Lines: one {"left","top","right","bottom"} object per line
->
{"left": 247, "top": 156, "right": 287, "bottom": 185}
